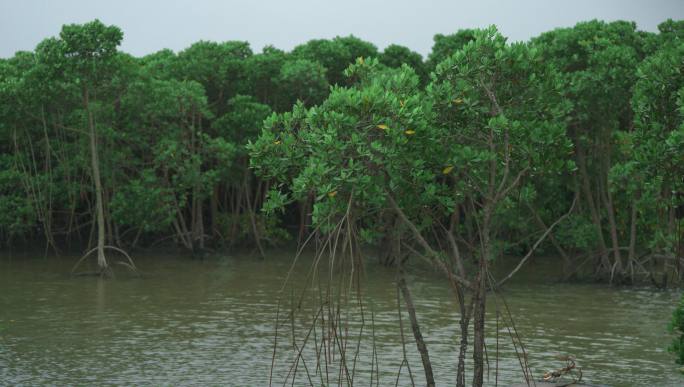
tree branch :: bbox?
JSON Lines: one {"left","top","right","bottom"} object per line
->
{"left": 495, "top": 195, "right": 577, "bottom": 288}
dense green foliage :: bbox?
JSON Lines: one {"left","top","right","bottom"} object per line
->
{"left": 0, "top": 19, "right": 682, "bottom": 284}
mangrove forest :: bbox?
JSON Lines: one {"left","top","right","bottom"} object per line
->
{"left": 1, "top": 16, "right": 684, "bottom": 387}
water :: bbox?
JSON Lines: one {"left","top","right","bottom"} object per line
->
{"left": 0, "top": 251, "right": 681, "bottom": 386}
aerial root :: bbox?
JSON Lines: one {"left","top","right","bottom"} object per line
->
{"left": 71, "top": 245, "right": 139, "bottom": 277}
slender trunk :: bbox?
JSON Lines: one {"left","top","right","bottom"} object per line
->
{"left": 456, "top": 282, "right": 473, "bottom": 387}
{"left": 602, "top": 177, "right": 623, "bottom": 280}
{"left": 472, "top": 132, "right": 492, "bottom": 387}
{"left": 244, "top": 175, "right": 265, "bottom": 258}
{"left": 190, "top": 110, "right": 200, "bottom": 251}
{"left": 87, "top": 200, "right": 95, "bottom": 250}
{"left": 668, "top": 189, "right": 676, "bottom": 238}
{"left": 131, "top": 227, "right": 143, "bottom": 249}
{"left": 104, "top": 187, "right": 115, "bottom": 245}
{"left": 191, "top": 189, "right": 197, "bottom": 250}
{"left": 298, "top": 197, "right": 309, "bottom": 245}
{"left": 172, "top": 217, "right": 192, "bottom": 249}
{"left": 397, "top": 265, "right": 435, "bottom": 387}
{"left": 40, "top": 106, "right": 59, "bottom": 254}
{"left": 577, "top": 145, "right": 610, "bottom": 274}
{"left": 211, "top": 185, "right": 219, "bottom": 240}
{"left": 66, "top": 200, "right": 77, "bottom": 248}
{"left": 84, "top": 87, "right": 107, "bottom": 271}
{"left": 628, "top": 199, "right": 638, "bottom": 282}
{"left": 197, "top": 196, "right": 205, "bottom": 250}
{"left": 230, "top": 183, "right": 244, "bottom": 245}
{"left": 465, "top": 197, "right": 475, "bottom": 249}
{"left": 448, "top": 204, "right": 467, "bottom": 278}
{"left": 114, "top": 222, "right": 122, "bottom": 248}
{"left": 472, "top": 221, "right": 489, "bottom": 387}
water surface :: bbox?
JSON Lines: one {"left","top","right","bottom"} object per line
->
{"left": 0, "top": 252, "right": 681, "bottom": 386}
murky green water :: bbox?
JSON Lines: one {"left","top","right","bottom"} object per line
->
{"left": 0, "top": 251, "right": 681, "bottom": 386}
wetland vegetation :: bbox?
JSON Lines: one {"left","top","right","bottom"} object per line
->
{"left": 1, "top": 18, "right": 683, "bottom": 386}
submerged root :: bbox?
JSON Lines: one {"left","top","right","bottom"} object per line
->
{"left": 542, "top": 355, "right": 582, "bottom": 384}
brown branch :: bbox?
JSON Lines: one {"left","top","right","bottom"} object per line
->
{"left": 495, "top": 196, "right": 577, "bottom": 288}
{"left": 386, "top": 194, "right": 471, "bottom": 288}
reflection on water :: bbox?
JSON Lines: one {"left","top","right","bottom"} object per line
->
{"left": 0, "top": 252, "right": 681, "bottom": 386}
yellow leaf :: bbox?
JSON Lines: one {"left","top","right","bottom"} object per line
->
{"left": 442, "top": 166, "right": 454, "bottom": 175}
{"left": 400, "top": 100, "right": 405, "bottom": 107}
{"left": 453, "top": 98, "right": 463, "bottom": 105}
{"left": 359, "top": 56, "right": 364, "bottom": 64}
{"left": 274, "top": 140, "right": 281, "bottom": 145}
{"left": 328, "top": 190, "right": 338, "bottom": 198}
{"left": 404, "top": 130, "right": 416, "bottom": 135}
{"left": 376, "top": 124, "right": 388, "bottom": 130}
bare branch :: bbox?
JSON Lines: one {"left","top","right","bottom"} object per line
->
{"left": 495, "top": 196, "right": 577, "bottom": 288}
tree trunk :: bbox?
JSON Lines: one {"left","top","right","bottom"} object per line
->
{"left": 602, "top": 177, "right": 623, "bottom": 282}
{"left": 577, "top": 145, "right": 610, "bottom": 275}
{"left": 197, "top": 195, "right": 205, "bottom": 250}
{"left": 455, "top": 282, "right": 473, "bottom": 387}
{"left": 84, "top": 87, "right": 107, "bottom": 272}
{"left": 397, "top": 265, "right": 435, "bottom": 387}
{"left": 230, "top": 184, "right": 243, "bottom": 245}
{"left": 211, "top": 185, "right": 219, "bottom": 240}
{"left": 40, "top": 107, "right": 59, "bottom": 254}
{"left": 471, "top": 196, "right": 492, "bottom": 387}
{"left": 244, "top": 176, "right": 265, "bottom": 258}
{"left": 297, "top": 197, "right": 309, "bottom": 245}
{"left": 104, "top": 187, "right": 115, "bottom": 245}
{"left": 628, "top": 196, "right": 638, "bottom": 282}
{"left": 471, "top": 238, "right": 488, "bottom": 387}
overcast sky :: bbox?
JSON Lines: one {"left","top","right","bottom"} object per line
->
{"left": 1, "top": 0, "right": 683, "bottom": 58}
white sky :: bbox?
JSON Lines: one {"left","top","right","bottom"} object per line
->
{"left": 1, "top": 0, "right": 683, "bottom": 58}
